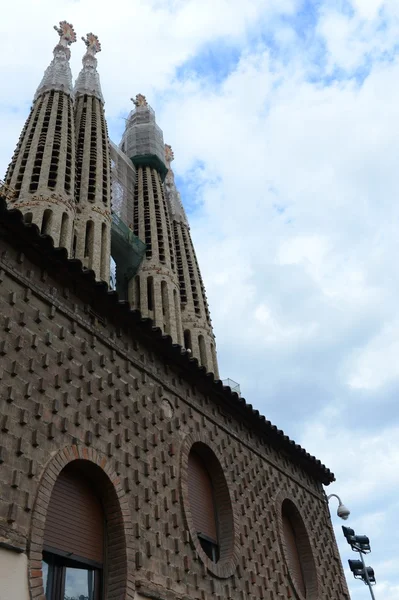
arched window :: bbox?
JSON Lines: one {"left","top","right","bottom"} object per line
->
{"left": 134, "top": 275, "right": 141, "bottom": 310}
{"left": 198, "top": 334, "right": 207, "bottom": 369}
{"left": 184, "top": 329, "right": 192, "bottom": 352}
{"left": 281, "top": 499, "right": 316, "bottom": 598}
{"left": 161, "top": 280, "right": 170, "bottom": 333}
{"left": 84, "top": 220, "right": 94, "bottom": 266}
{"left": 42, "top": 463, "right": 104, "bottom": 600}
{"left": 147, "top": 276, "right": 154, "bottom": 311}
{"left": 100, "top": 222, "right": 107, "bottom": 281}
{"left": 188, "top": 450, "right": 219, "bottom": 562}
{"left": 59, "top": 212, "right": 69, "bottom": 248}
{"left": 41, "top": 209, "right": 53, "bottom": 235}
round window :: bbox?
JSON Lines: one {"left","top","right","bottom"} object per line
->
{"left": 181, "top": 437, "right": 238, "bottom": 578}
{"left": 281, "top": 499, "right": 318, "bottom": 599}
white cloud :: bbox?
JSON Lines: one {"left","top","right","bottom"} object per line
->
{"left": 1, "top": 1, "right": 399, "bottom": 596}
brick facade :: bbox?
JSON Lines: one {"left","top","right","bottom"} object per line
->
{"left": 0, "top": 213, "right": 350, "bottom": 600}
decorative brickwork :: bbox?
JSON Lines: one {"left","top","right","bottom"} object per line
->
{"left": 28, "top": 446, "right": 133, "bottom": 600}
{"left": 0, "top": 229, "right": 350, "bottom": 600}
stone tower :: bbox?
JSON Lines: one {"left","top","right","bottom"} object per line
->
{"left": 120, "top": 95, "right": 183, "bottom": 344}
{"left": 3, "top": 21, "right": 77, "bottom": 252}
{"left": 164, "top": 145, "right": 219, "bottom": 377}
{"left": 73, "top": 33, "right": 111, "bottom": 282}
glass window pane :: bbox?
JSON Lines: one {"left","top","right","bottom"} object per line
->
{"left": 64, "top": 567, "right": 94, "bottom": 600}
{"left": 42, "top": 560, "right": 49, "bottom": 598}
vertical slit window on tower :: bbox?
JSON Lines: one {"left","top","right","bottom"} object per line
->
{"left": 41, "top": 209, "right": 53, "bottom": 236}
{"left": 100, "top": 223, "right": 107, "bottom": 280}
{"left": 84, "top": 221, "right": 94, "bottom": 267}
{"left": 75, "top": 96, "right": 88, "bottom": 203}
{"left": 30, "top": 92, "right": 54, "bottom": 193}
{"left": 88, "top": 97, "right": 97, "bottom": 202}
{"left": 72, "top": 232, "right": 77, "bottom": 258}
{"left": 59, "top": 212, "right": 69, "bottom": 249}
{"left": 199, "top": 335, "right": 207, "bottom": 370}
{"left": 184, "top": 329, "right": 192, "bottom": 352}
{"left": 23, "top": 212, "right": 33, "bottom": 224}
{"left": 48, "top": 92, "right": 63, "bottom": 190}
{"left": 135, "top": 275, "right": 141, "bottom": 310}
{"left": 147, "top": 276, "right": 154, "bottom": 311}
{"left": 161, "top": 281, "right": 170, "bottom": 334}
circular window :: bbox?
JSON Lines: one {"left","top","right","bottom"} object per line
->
{"left": 181, "top": 436, "right": 238, "bottom": 578}
{"left": 280, "top": 499, "right": 318, "bottom": 599}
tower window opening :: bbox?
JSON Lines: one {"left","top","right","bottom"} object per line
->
{"left": 184, "top": 329, "right": 192, "bottom": 352}
{"left": 41, "top": 209, "right": 53, "bottom": 236}
{"left": 59, "top": 213, "right": 69, "bottom": 249}
{"left": 84, "top": 220, "right": 94, "bottom": 267}
{"left": 147, "top": 276, "right": 154, "bottom": 312}
{"left": 23, "top": 212, "right": 33, "bottom": 224}
{"left": 134, "top": 275, "right": 141, "bottom": 310}
{"left": 161, "top": 281, "right": 170, "bottom": 334}
{"left": 72, "top": 231, "right": 77, "bottom": 258}
{"left": 199, "top": 335, "right": 207, "bottom": 370}
{"left": 100, "top": 222, "right": 107, "bottom": 281}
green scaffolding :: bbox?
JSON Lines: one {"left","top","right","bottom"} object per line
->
{"left": 111, "top": 213, "right": 146, "bottom": 283}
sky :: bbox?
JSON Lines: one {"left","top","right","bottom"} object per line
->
{"left": 0, "top": 0, "right": 398, "bottom": 597}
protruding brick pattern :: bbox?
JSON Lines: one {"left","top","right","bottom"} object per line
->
{"left": 0, "top": 236, "right": 349, "bottom": 600}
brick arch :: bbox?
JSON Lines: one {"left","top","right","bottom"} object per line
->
{"left": 28, "top": 445, "right": 135, "bottom": 600}
{"left": 180, "top": 432, "right": 239, "bottom": 579}
{"left": 274, "top": 490, "right": 320, "bottom": 600}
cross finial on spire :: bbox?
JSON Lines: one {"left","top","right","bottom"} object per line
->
{"left": 165, "top": 144, "right": 174, "bottom": 165}
{"left": 131, "top": 94, "right": 148, "bottom": 107}
{"left": 82, "top": 32, "right": 102, "bottom": 56}
{"left": 53, "top": 21, "right": 77, "bottom": 47}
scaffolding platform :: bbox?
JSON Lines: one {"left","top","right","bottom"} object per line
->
{"left": 111, "top": 212, "right": 146, "bottom": 282}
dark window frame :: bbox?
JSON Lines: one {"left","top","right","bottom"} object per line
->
{"left": 43, "top": 550, "right": 102, "bottom": 600}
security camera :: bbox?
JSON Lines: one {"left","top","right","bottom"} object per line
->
{"left": 337, "top": 504, "right": 350, "bottom": 520}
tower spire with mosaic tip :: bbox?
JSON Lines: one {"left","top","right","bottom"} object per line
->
{"left": 73, "top": 33, "right": 111, "bottom": 282}
{"left": 164, "top": 144, "right": 219, "bottom": 377}
{"left": 2, "top": 21, "right": 77, "bottom": 252}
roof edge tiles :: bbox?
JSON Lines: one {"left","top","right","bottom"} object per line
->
{"left": 0, "top": 195, "right": 335, "bottom": 485}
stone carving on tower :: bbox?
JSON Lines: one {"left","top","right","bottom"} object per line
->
{"left": 164, "top": 144, "right": 219, "bottom": 376}
{"left": 3, "top": 21, "right": 77, "bottom": 253}
{"left": 73, "top": 33, "right": 111, "bottom": 282}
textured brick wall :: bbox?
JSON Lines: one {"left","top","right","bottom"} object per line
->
{"left": 0, "top": 237, "right": 349, "bottom": 600}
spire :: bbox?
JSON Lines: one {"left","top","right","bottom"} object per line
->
{"left": 164, "top": 144, "right": 188, "bottom": 226}
{"left": 121, "top": 94, "right": 168, "bottom": 180}
{"left": 74, "top": 33, "right": 104, "bottom": 102}
{"left": 34, "top": 21, "right": 76, "bottom": 101}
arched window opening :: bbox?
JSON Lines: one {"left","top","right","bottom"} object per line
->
{"left": 188, "top": 450, "right": 219, "bottom": 562}
{"left": 198, "top": 335, "right": 207, "bottom": 369}
{"left": 84, "top": 220, "right": 94, "bottom": 267}
{"left": 161, "top": 280, "right": 170, "bottom": 333}
{"left": 174, "top": 289, "right": 182, "bottom": 345}
{"left": 72, "top": 231, "right": 77, "bottom": 258}
{"left": 59, "top": 212, "right": 69, "bottom": 249}
{"left": 134, "top": 275, "right": 141, "bottom": 310}
{"left": 41, "top": 209, "right": 53, "bottom": 235}
{"left": 281, "top": 499, "right": 316, "bottom": 598}
{"left": 100, "top": 222, "right": 107, "bottom": 280}
{"left": 42, "top": 463, "right": 104, "bottom": 600}
{"left": 184, "top": 329, "right": 192, "bottom": 352}
{"left": 23, "top": 212, "right": 33, "bottom": 224}
{"left": 147, "top": 276, "right": 154, "bottom": 311}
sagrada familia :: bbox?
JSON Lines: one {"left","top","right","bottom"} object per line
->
{"left": 0, "top": 21, "right": 350, "bottom": 600}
